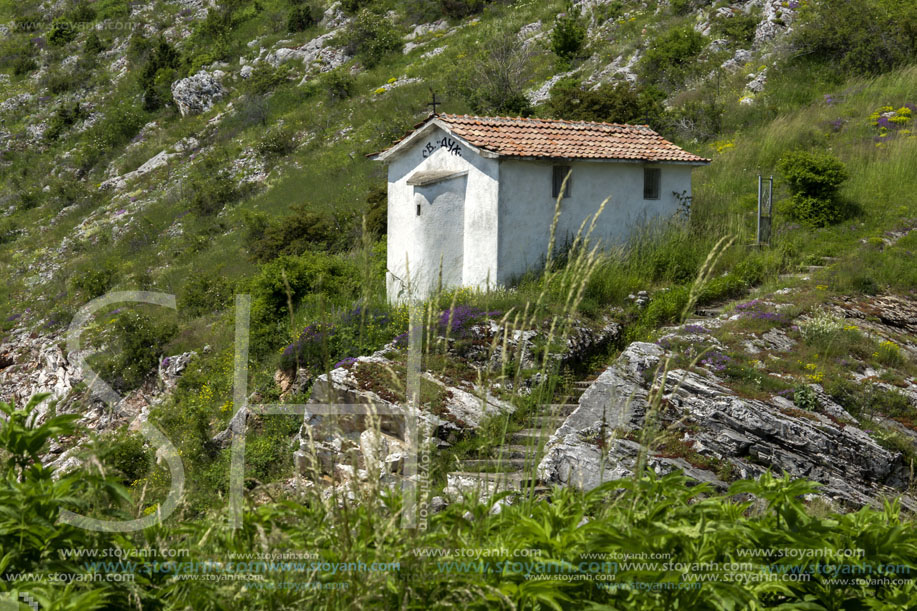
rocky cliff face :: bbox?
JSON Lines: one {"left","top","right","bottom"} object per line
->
{"left": 539, "top": 292, "right": 917, "bottom": 512}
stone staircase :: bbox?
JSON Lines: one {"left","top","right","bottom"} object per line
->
{"left": 445, "top": 379, "right": 593, "bottom": 497}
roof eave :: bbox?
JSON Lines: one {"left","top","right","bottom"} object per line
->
{"left": 369, "top": 117, "right": 498, "bottom": 162}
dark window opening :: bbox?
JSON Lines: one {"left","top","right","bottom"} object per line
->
{"left": 552, "top": 165, "right": 572, "bottom": 198}
{"left": 644, "top": 168, "right": 661, "bottom": 200}
{"left": 416, "top": 203, "right": 421, "bottom": 216}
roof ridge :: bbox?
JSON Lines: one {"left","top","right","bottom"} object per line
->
{"left": 438, "top": 113, "right": 650, "bottom": 129}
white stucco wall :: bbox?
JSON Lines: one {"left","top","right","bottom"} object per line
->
{"left": 385, "top": 126, "right": 499, "bottom": 301}
{"left": 496, "top": 159, "right": 694, "bottom": 284}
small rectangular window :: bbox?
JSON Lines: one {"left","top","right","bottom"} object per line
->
{"left": 552, "top": 165, "right": 572, "bottom": 198}
{"left": 644, "top": 168, "right": 661, "bottom": 200}
{"left": 416, "top": 203, "right": 421, "bottom": 216}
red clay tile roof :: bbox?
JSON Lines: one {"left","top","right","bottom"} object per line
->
{"left": 372, "top": 114, "right": 710, "bottom": 163}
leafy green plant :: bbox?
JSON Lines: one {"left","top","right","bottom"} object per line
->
{"left": 543, "top": 79, "right": 665, "bottom": 125}
{"left": 551, "top": 4, "right": 587, "bottom": 63}
{"left": 178, "top": 273, "right": 233, "bottom": 317}
{"left": 639, "top": 26, "right": 706, "bottom": 90}
{"left": 341, "top": 9, "right": 403, "bottom": 68}
{"left": 778, "top": 150, "right": 850, "bottom": 227}
{"left": 794, "top": 384, "right": 818, "bottom": 410}
{"left": 89, "top": 311, "right": 177, "bottom": 392}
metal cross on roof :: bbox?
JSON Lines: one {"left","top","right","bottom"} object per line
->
{"left": 427, "top": 90, "right": 441, "bottom": 115}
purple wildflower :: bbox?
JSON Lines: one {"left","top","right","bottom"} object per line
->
{"left": 700, "top": 351, "right": 731, "bottom": 373}
{"left": 334, "top": 357, "right": 358, "bottom": 368}
{"left": 788, "top": 0, "right": 799, "bottom": 8}
{"left": 684, "top": 324, "right": 709, "bottom": 334}
{"left": 829, "top": 118, "right": 843, "bottom": 132}
{"left": 161, "top": 357, "right": 170, "bottom": 367}
{"left": 6, "top": 313, "right": 20, "bottom": 322}
{"left": 824, "top": 94, "right": 834, "bottom": 105}
{"left": 438, "top": 305, "right": 501, "bottom": 336}
{"left": 115, "top": 208, "right": 127, "bottom": 216}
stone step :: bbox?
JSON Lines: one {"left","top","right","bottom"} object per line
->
{"left": 458, "top": 457, "right": 534, "bottom": 472}
{"left": 493, "top": 444, "right": 539, "bottom": 459}
{"left": 531, "top": 414, "right": 567, "bottom": 429}
{"left": 540, "top": 403, "right": 578, "bottom": 416}
{"left": 694, "top": 306, "right": 724, "bottom": 318}
{"left": 447, "top": 470, "right": 536, "bottom": 492}
{"left": 801, "top": 265, "right": 825, "bottom": 272}
{"left": 510, "top": 428, "right": 552, "bottom": 444}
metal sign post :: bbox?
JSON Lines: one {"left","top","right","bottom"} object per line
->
{"left": 757, "top": 175, "right": 773, "bottom": 245}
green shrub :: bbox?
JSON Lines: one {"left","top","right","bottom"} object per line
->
{"left": 245, "top": 63, "right": 289, "bottom": 95}
{"left": 131, "top": 36, "right": 182, "bottom": 111}
{"left": 70, "top": 265, "right": 116, "bottom": 298}
{"left": 85, "top": 100, "right": 147, "bottom": 162}
{"left": 543, "top": 79, "right": 665, "bottom": 125}
{"left": 287, "top": 2, "right": 321, "bottom": 32}
{"left": 0, "top": 218, "right": 19, "bottom": 245}
{"left": 178, "top": 274, "right": 233, "bottom": 317}
{"left": 440, "top": 0, "right": 491, "bottom": 18}
{"left": 364, "top": 185, "right": 387, "bottom": 238}
{"left": 456, "top": 26, "right": 535, "bottom": 116}
{"left": 47, "top": 18, "right": 77, "bottom": 46}
{"left": 256, "top": 125, "right": 297, "bottom": 158}
{"left": 342, "top": 9, "right": 403, "bottom": 68}
{"left": 98, "top": 432, "right": 152, "bottom": 484}
{"left": 641, "top": 285, "right": 690, "bottom": 328}
{"left": 340, "top": 0, "right": 372, "bottom": 13}
{"left": 791, "top": 0, "right": 917, "bottom": 76}
{"left": 778, "top": 150, "right": 848, "bottom": 199}
{"left": 551, "top": 5, "right": 587, "bottom": 62}
{"left": 639, "top": 26, "right": 706, "bottom": 90}
{"left": 320, "top": 68, "right": 356, "bottom": 102}
{"left": 698, "top": 273, "right": 745, "bottom": 304}
{"left": 244, "top": 207, "right": 338, "bottom": 262}
{"left": 41, "top": 68, "right": 80, "bottom": 94}
{"left": 786, "top": 194, "right": 848, "bottom": 227}
{"left": 90, "top": 311, "right": 177, "bottom": 392}
{"left": 83, "top": 32, "right": 105, "bottom": 55}
{"left": 248, "top": 253, "right": 358, "bottom": 351}
{"left": 45, "top": 102, "right": 88, "bottom": 141}
{"left": 187, "top": 157, "right": 240, "bottom": 216}
{"left": 794, "top": 385, "right": 818, "bottom": 410}
{"left": 711, "top": 10, "right": 760, "bottom": 45}
{"left": 777, "top": 150, "right": 849, "bottom": 227}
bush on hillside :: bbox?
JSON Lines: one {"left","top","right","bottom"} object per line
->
{"left": 137, "top": 37, "right": 181, "bottom": 111}
{"left": 187, "top": 158, "right": 240, "bottom": 216}
{"left": 551, "top": 5, "right": 587, "bottom": 63}
{"left": 47, "top": 18, "right": 77, "bottom": 46}
{"left": 457, "top": 26, "right": 535, "bottom": 116}
{"left": 639, "top": 26, "right": 706, "bottom": 90}
{"left": 287, "top": 2, "right": 322, "bottom": 32}
{"left": 90, "top": 311, "right": 177, "bottom": 392}
{"left": 341, "top": 9, "right": 403, "bottom": 68}
{"left": 441, "top": 0, "right": 492, "bottom": 19}
{"left": 179, "top": 274, "right": 233, "bottom": 317}
{"left": 364, "top": 185, "right": 387, "bottom": 238}
{"left": 543, "top": 78, "right": 665, "bottom": 125}
{"left": 83, "top": 31, "right": 105, "bottom": 56}
{"left": 256, "top": 124, "right": 297, "bottom": 158}
{"left": 778, "top": 150, "right": 850, "bottom": 227}
{"left": 791, "top": 0, "right": 917, "bottom": 76}
{"left": 711, "top": 9, "right": 760, "bottom": 45}
{"left": 71, "top": 265, "right": 116, "bottom": 298}
{"left": 244, "top": 207, "right": 338, "bottom": 262}
{"left": 247, "top": 253, "right": 358, "bottom": 351}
